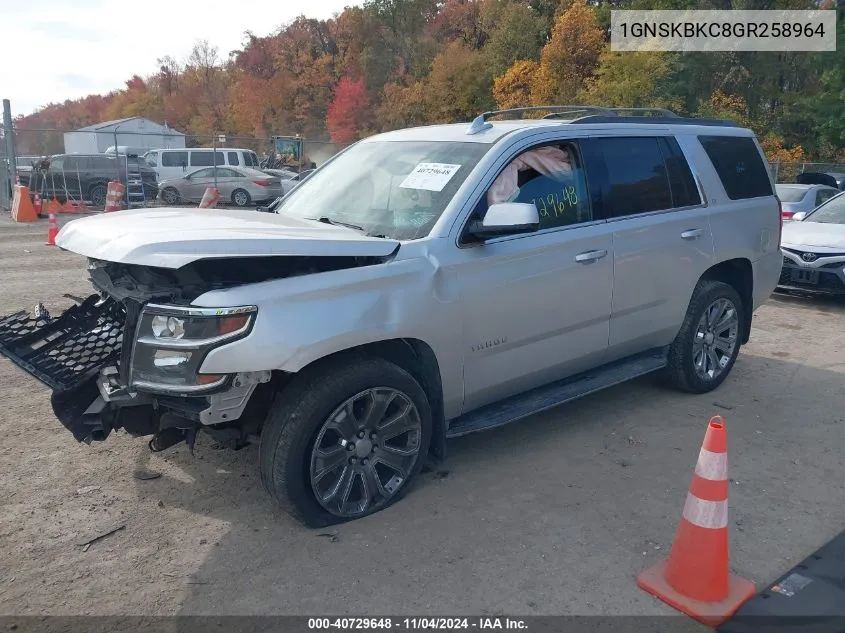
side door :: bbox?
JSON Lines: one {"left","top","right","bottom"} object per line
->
{"left": 452, "top": 138, "right": 615, "bottom": 412}
{"left": 182, "top": 168, "right": 215, "bottom": 200}
{"left": 581, "top": 135, "right": 714, "bottom": 361}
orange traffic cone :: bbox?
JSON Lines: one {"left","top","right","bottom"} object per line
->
{"left": 637, "top": 416, "right": 755, "bottom": 626}
{"left": 61, "top": 198, "right": 76, "bottom": 213}
{"left": 45, "top": 210, "right": 59, "bottom": 246}
{"left": 33, "top": 193, "right": 43, "bottom": 216}
{"left": 47, "top": 196, "right": 62, "bottom": 215}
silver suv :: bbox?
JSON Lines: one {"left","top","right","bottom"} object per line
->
{"left": 0, "top": 106, "right": 783, "bottom": 527}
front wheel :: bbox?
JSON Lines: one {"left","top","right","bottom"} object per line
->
{"left": 664, "top": 280, "right": 745, "bottom": 394}
{"left": 259, "top": 358, "right": 432, "bottom": 527}
{"left": 161, "top": 187, "right": 179, "bottom": 205}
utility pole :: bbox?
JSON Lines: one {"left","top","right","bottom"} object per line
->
{"left": 3, "top": 99, "right": 17, "bottom": 209}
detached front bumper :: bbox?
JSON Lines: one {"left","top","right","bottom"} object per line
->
{"left": 0, "top": 295, "right": 270, "bottom": 447}
{"left": 778, "top": 249, "right": 845, "bottom": 296}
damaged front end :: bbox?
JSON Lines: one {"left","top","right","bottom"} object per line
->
{"left": 0, "top": 253, "right": 391, "bottom": 451}
{"left": 0, "top": 292, "right": 273, "bottom": 451}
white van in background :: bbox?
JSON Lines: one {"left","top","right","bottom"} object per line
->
{"left": 143, "top": 148, "right": 262, "bottom": 182}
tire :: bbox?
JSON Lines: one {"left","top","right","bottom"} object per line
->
{"left": 259, "top": 357, "right": 433, "bottom": 528}
{"left": 664, "top": 280, "right": 745, "bottom": 394}
{"left": 161, "top": 187, "right": 179, "bottom": 205}
{"left": 89, "top": 184, "right": 107, "bottom": 207}
{"left": 232, "top": 189, "right": 251, "bottom": 207}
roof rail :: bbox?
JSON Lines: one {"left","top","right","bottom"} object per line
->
{"left": 466, "top": 105, "right": 616, "bottom": 135}
{"left": 569, "top": 115, "right": 739, "bottom": 127}
{"left": 465, "top": 105, "right": 737, "bottom": 134}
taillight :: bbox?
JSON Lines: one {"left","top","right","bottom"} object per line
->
{"left": 775, "top": 197, "right": 783, "bottom": 246}
{"left": 253, "top": 180, "right": 270, "bottom": 187}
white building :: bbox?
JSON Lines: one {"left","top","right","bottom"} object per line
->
{"left": 63, "top": 117, "right": 185, "bottom": 154}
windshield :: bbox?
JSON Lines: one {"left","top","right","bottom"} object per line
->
{"left": 274, "top": 140, "right": 492, "bottom": 240}
{"left": 776, "top": 185, "right": 809, "bottom": 203}
{"left": 805, "top": 192, "right": 845, "bottom": 224}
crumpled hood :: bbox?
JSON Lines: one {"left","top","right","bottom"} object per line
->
{"left": 781, "top": 221, "right": 845, "bottom": 252}
{"left": 55, "top": 207, "right": 399, "bottom": 268}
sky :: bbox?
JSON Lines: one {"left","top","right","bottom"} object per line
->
{"left": 0, "top": 0, "right": 353, "bottom": 117}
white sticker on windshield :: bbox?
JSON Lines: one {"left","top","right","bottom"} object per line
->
{"left": 399, "top": 163, "right": 461, "bottom": 192}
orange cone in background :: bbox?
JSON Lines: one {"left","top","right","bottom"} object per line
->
{"left": 47, "top": 196, "right": 62, "bottom": 215}
{"left": 45, "top": 210, "right": 59, "bottom": 246}
{"left": 33, "top": 193, "right": 43, "bottom": 216}
{"left": 636, "top": 416, "right": 755, "bottom": 626}
{"left": 61, "top": 198, "right": 76, "bottom": 213}
{"left": 10, "top": 185, "right": 38, "bottom": 222}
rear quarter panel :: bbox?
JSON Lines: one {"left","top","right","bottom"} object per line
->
{"left": 677, "top": 131, "right": 781, "bottom": 310}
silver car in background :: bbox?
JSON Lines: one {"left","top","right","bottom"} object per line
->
{"left": 158, "top": 166, "right": 282, "bottom": 207}
{"left": 775, "top": 184, "right": 839, "bottom": 220}
{"left": 778, "top": 191, "right": 845, "bottom": 296}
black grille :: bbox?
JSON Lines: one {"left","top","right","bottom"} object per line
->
{"left": 0, "top": 295, "right": 125, "bottom": 392}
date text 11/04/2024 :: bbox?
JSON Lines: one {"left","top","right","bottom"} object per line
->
{"left": 307, "top": 617, "right": 529, "bottom": 630}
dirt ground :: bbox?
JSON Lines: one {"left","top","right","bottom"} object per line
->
{"left": 1, "top": 213, "right": 844, "bottom": 618}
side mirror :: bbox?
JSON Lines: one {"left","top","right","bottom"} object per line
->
{"left": 791, "top": 211, "right": 808, "bottom": 222}
{"left": 468, "top": 202, "right": 540, "bottom": 240}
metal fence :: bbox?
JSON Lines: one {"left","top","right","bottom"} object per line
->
{"left": 769, "top": 162, "right": 845, "bottom": 184}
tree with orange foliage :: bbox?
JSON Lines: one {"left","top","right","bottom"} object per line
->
{"left": 327, "top": 77, "right": 374, "bottom": 144}
{"left": 493, "top": 60, "right": 538, "bottom": 110}
{"left": 530, "top": 0, "right": 604, "bottom": 105}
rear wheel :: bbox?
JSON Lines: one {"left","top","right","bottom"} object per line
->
{"left": 232, "top": 189, "right": 251, "bottom": 207}
{"left": 89, "top": 185, "right": 107, "bottom": 207}
{"left": 259, "top": 358, "right": 432, "bottom": 527}
{"left": 664, "top": 280, "right": 744, "bottom": 394}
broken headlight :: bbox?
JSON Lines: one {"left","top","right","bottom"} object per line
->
{"left": 130, "top": 304, "right": 257, "bottom": 394}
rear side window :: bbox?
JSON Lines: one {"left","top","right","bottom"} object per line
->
{"left": 227, "top": 151, "right": 239, "bottom": 166}
{"left": 698, "top": 135, "right": 773, "bottom": 200}
{"left": 659, "top": 137, "right": 701, "bottom": 208}
{"left": 591, "top": 137, "right": 672, "bottom": 217}
{"left": 162, "top": 151, "right": 188, "bottom": 167}
{"left": 245, "top": 152, "right": 259, "bottom": 167}
{"left": 190, "top": 151, "right": 225, "bottom": 167}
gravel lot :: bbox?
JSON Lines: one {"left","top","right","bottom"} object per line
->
{"left": 1, "top": 213, "right": 844, "bottom": 619}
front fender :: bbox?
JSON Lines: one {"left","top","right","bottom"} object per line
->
{"left": 190, "top": 255, "right": 465, "bottom": 418}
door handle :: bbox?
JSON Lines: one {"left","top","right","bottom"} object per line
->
{"left": 575, "top": 249, "right": 608, "bottom": 264}
{"left": 681, "top": 228, "right": 704, "bottom": 240}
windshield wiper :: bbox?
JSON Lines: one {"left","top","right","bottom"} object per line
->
{"left": 309, "top": 216, "right": 365, "bottom": 232}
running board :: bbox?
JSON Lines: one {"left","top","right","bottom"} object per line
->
{"left": 446, "top": 348, "right": 669, "bottom": 439}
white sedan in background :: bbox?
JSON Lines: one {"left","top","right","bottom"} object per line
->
{"left": 775, "top": 183, "right": 840, "bottom": 220}
{"left": 158, "top": 166, "right": 282, "bottom": 207}
{"left": 778, "top": 191, "right": 845, "bottom": 296}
